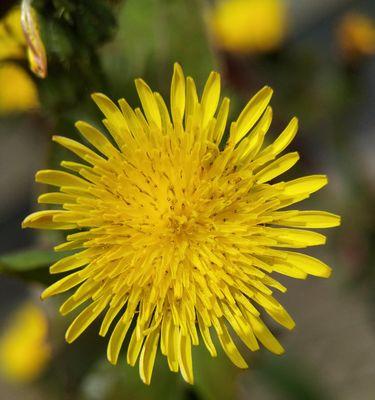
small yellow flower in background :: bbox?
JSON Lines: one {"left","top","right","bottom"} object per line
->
{"left": 0, "top": 302, "right": 51, "bottom": 383}
{"left": 0, "top": 7, "right": 26, "bottom": 61}
{"left": 23, "top": 64, "right": 340, "bottom": 385}
{"left": 0, "top": 63, "right": 39, "bottom": 114}
{"left": 336, "top": 12, "right": 375, "bottom": 60}
{"left": 0, "top": 5, "right": 43, "bottom": 114}
{"left": 209, "top": 0, "right": 287, "bottom": 54}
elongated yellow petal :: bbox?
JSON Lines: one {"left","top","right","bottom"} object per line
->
{"left": 197, "top": 314, "right": 217, "bottom": 357}
{"left": 247, "top": 314, "right": 284, "bottom": 355}
{"left": 237, "top": 106, "right": 272, "bottom": 162}
{"left": 262, "top": 117, "right": 298, "bottom": 157}
{"left": 135, "top": 79, "right": 162, "bottom": 129}
{"left": 271, "top": 262, "right": 307, "bottom": 279}
{"left": 107, "top": 314, "right": 133, "bottom": 365}
{"left": 282, "top": 175, "right": 327, "bottom": 197}
{"left": 285, "top": 251, "right": 332, "bottom": 278}
{"left": 75, "top": 121, "right": 118, "bottom": 158}
{"left": 265, "top": 305, "right": 295, "bottom": 330}
{"left": 216, "top": 320, "right": 248, "bottom": 368}
{"left": 22, "top": 210, "right": 76, "bottom": 230}
{"left": 201, "top": 71, "right": 221, "bottom": 128}
{"left": 185, "top": 76, "right": 198, "bottom": 122}
{"left": 41, "top": 271, "right": 86, "bottom": 300}
{"left": 170, "top": 63, "right": 185, "bottom": 125}
{"left": 36, "top": 170, "right": 89, "bottom": 188}
{"left": 139, "top": 330, "right": 160, "bottom": 385}
{"left": 178, "top": 332, "right": 194, "bottom": 384}
{"left": 52, "top": 135, "right": 103, "bottom": 165}
{"left": 91, "top": 93, "right": 127, "bottom": 147}
{"left": 154, "top": 92, "right": 172, "bottom": 131}
{"left": 255, "top": 152, "right": 299, "bottom": 183}
{"left": 38, "top": 192, "right": 76, "bottom": 205}
{"left": 265, "top": 227, "right": 326, "bottom": 247}
{"left": 213, "top": 97, "right": 230, "bottom": 144}
{"left": 272, "top": 211, "right": 341, "bottom": 228}
{"left": 65, "top": 299, "right": 107, "bottom": 343}
{"left": 233, "top": 86, "right": 273, "bottom": 144}
{"left": 127, "top": 329, "right": 144, "bottom": 366}
{"left": 49, "top": 253, "right": 89, "bottom": 274}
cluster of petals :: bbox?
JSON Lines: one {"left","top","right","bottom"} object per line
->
{"left": 23, "top": 63, "right": 340, "bottom": 385}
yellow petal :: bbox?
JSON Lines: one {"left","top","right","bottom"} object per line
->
{"left": 91, "top": 93, "right": 127, "bottom": 148}
{"left": 99, "top": 301, "right": 125, "bottom": 337}
{"left": 255, "top": 152, "right": 299, "bottom": 184}
{"left": 234, "top": 86, "right": 273, "bottom": 144}
{"left": 247, "top": 314, "right": 284, "bottom": 355}
{"left": 185, "top": 76, "right": 198, "bottom": 122}
{"left": 272, "top": 211, "right": 341, "bottom": 228}
{"left": 41, "top": 271, "right": 86, "bottom": 300}
{"left": 49, "top": 253, "right": 89, "bottom": 274}
{"left": 75, "top": 121, "right": 118, "bottom": 158}
{"left": 65, "top": 299, "right": 107, "bottom": 343}
{"left": 271, "top": 262, "right": 307, "bottom": 279}
{"left": 282, "top": 175, "right": 327, "bottom": 197}
{"left": 38, "top": 192, "right": 76, "bottom": 205}
{"left": 238, "top": 106, "right": 272, "bottom": 162}
{"left": 36, "top": 170, "right": 89, "bottom": 188}
{"left": 216, "top": 319, "right": 248, "bottom": 368}
{"left": 107, "top": 313, "right": 133, "bottom": 365}
{"left": 263, "top": 117, "right": 298, "bottom": 157}
{"left": 264, "top": 306, "right": 295, "bottom": 330}
{"left": 197, "top": 314, "right": 217, "bottom": 357}
{"left": 127, "top": 328, "right": 145, "bottom": 366}
{"left": 135, "top": 79, "right": 162, "bottom": 129}
{"left": 22, "top": 210, "right": 76, "bottom": 230}
{"left": 170, "top": 63, "right": 185, "bottom": 125}
{"left": 52, "top": 136, "right": 102, "bottom": 165}
{"left": 154, "top": 92, "right": 172, "bottom": 130}
{"left": 213, "top": 97, "right": 230, "bottom": 144}
{"left": 178, "top": 332, "right": 194, "bottom": 384}
{"left": 285, "top": 251, "right": 332, "bottom": 278}
{"left": 139, "top": 330, "right": 160, "bottom": 385}
{"left": 201, "top": 71, "right": 221, "bottom": 128}
{"left": 266, "top": 227, "right": 326, "bottom": 247}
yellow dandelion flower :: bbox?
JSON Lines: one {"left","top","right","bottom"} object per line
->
{"left": 0, "top": 302, "right": 51, "bottom": 383}
{"left": 0, "top": 7, "right": 25, "bottom": 61}
{"left": 0, "top": 63, "right": 39, "bottom": 114}
{"left": 209, "top": 0, "right": 287, "bottom": 54}
{"left": 336, "top": 12, "right": 375, "bottom": 60}
{"left": 23, "top": 64, "right": 340, "bottom": 385}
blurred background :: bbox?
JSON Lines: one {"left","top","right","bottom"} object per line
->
{"left": 0, "top": 0, "right": 374, "bottom": 399}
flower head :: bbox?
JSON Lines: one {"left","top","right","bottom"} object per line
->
{"left": 0, "top": 7, "right": 25, "bottom": 61}
{"left": 336, "top": 12, "right": 375, "bottom": 61}
{"left": 23, "top": 64, "right": 340, "bottom": 384}
{"left": 0, "top": 302, "right": 51, "bottom": 383}
{"left": 209, "top": 0, "right": 287, "bottom": 54}
{"left": 0, "top": 63, "right": 39, "bottom": 114}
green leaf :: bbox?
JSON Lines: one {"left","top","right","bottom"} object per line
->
{"left": 0, "top": 249, "right": 73, "bottom": 284}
